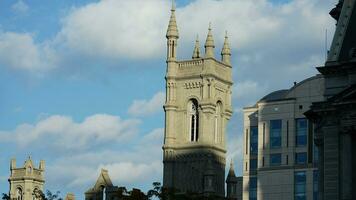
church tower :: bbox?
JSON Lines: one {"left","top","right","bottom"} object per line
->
{"left": 163, "top": 1, "right": 233, "bottom": 196}
{"left": 8, "top": 157, "right": 45, "bottom": 200}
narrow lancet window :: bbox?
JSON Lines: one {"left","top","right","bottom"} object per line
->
{"left": 215, "top": 102, "right": 222, "bottom": 143}
{"left": 188, "top": 99, "right": 199, "bottom": 142}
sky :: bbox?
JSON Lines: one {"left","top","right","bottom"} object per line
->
{"left": 0, "top": 0, "right": 336, "bottom": 198}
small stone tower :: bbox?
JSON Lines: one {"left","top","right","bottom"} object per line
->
{"left": 226, "top": 160, "right": 238, "bottom": 200}
{"left": 8, "top": 157, "right": 45, "bottom": 200}
{"left": 162, "top": 0, "right": 233, "bottom": 197}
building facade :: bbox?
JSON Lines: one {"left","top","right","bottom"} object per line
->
{"left": 8, "top": 157, "right": 45, "bottom": 200}
{"left": 162, "top": 2, "right": 233, "bottom": 197}
{"left": 306, "top": 0, "right": 356, "bottom": 199}
{"left": 243, "top": 75, "right": 324, "bottom": 200}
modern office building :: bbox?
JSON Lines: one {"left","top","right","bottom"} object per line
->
{"left": 243, "top": 75, "right": 324, "bottom": 200}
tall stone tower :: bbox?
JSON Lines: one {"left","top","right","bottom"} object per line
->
{"left": 162, "top": 1, "right": 233, "bottom": 197}
{"left": 8, "top": 157, "right": 45, "bottom": 200}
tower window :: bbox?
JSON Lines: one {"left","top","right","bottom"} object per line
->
{"left": 188, "top": 99, "right": 199, "bottom": 142}
{"left": 214, "top": 102, "right": 222, "bottom": 143}
{"left": 16, "top": 188, "right": 22, "bottom": 200}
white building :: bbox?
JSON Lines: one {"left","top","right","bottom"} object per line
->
{"left": 243, "top": 75, "right": 324, "bottom": 200}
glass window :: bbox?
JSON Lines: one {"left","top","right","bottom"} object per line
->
{"left": 296, "top": 118, "right": 307, "bottom": 146}
{"left": 249, "top": 177, "right": 257, "bottom": 200}
{"left": 295, "top": 152, "right": 307, "bottom": 165}
{"left": 250, "top": 159, "right": 257, "bottom": 171}
{"left": 270, "top": 120, "right": 282, "bottom": 148}
{"left": 313, "top": 170, "right": 319, "bottom": 200}
{"left": 270, "top": 153, "right": 281, "bottom": 166}
{"left": 295, "top": 171, "right": 306, "bottom": 200}
{"left": 250, "top": 126, "right": 258, "bottom": 155}
{"left": 313, "top": 143, "right": 319, "bottom": 165}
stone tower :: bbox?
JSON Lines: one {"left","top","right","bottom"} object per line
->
{"left": 226, "top": 161, "right": 238, "bottom": 200}
{"left": 162, "top": 1, "right": 233, "bottom": 197}
{"left": 8, "top": 157, "right": 45, "bottom": 200}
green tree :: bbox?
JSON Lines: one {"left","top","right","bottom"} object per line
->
{"left": 1, "top": 193, "right": 10, "bottom": 200}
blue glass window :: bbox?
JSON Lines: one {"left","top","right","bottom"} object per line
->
{"left": 270, "top": 153, "right": 281, "bottom": 166}
{"left": 295, "top": 152, "right": 307, "bottom": 165}
{"left": 249, "top": 177, "right": 257, "bottom": 200}
{"left": 270, "top": 120, "right": 282, "bottom": 148}
{"left": 296, "top": 118, "right": 307, "bottom": 146}
{"left": 250, "top": 159, "right": 257, "bottom": 171}
{"left": 295, "top": 171, "right": 306, "bottom": 200}
{"left": 313, "top": 143, "right": 319, "bottom": 165}
{"left": 313, "top": 170, "right": 319, "bottom": 200}
{"left": 250, "top": 126, "right": 258, "bottom": 155}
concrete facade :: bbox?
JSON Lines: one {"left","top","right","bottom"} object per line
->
{"left": 243, "top": 76, "right": 324, "bottom": 200}
{"left": 162, "top": 1, "right": 233, "bottom": 197}
{"left": 8, "top": 157, "right": 45, "bottom": 200}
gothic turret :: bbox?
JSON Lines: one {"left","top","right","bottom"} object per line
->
{"left": 226, "top": 160, "right": 238, "bottom": 200}
{"left": 166, "top": 0, "right": 179, "bottom": 61}
{"left": 205, "top": 23, "right": 215, "bottom": 58}
{"left": 192, "top": 35, "right": 201, "bottom": 59}
{"left": 9, "top": 157, "right": 45, "bottom": 200}
{"left": 221, "top": 31, "right": 231, "bottom": 65}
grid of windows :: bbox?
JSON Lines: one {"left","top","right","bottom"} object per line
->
{"left": 270, "top": 120, "right": 282, "bottom": 148}
{"left": 250, "top": 159, "right": 257, "bottom": 171}
{"left": 249, "top": 177, "right": 257, "bottom": 200}
{"left": 295, "top": 171, "right": 306, "bottom": 200}
{"left": 313, "top": 170, "right": 319, "bottom": 200}
{"left": 296, "top": 118, "right": 307, "bottom": 146}
{"left": 250, "top": 126, "right": 258, "bottom": 155}
{"left": 270, "top": 153, "right": 281, "bottom": 166}
{"left": 295, "top": 152, "right": 307, "bottom": 165}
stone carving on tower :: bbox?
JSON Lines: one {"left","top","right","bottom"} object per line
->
{"left": 8, "top": 157, "right": 45, "bottom": 200}
{"left": 162, "top": 1, "right": 233, "bottom": 197}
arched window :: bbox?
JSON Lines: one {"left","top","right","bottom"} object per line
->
{"left": 32, "top": 188, "right": 40, "bottom": 200}
{"left": 16, "top": 188, "right": 22, "bottom": 200}
{"left": 188, "top": 99, "right": 199, "bottom": 142}
{"left": 214, "top": 102, "right": 222, "bottom": 143}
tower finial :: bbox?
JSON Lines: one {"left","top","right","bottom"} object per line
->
{"left": 192, "top": 34, "right": 201, "bottom": 59}
{"left": 171, "top": 0, "right": 176, "bottom": 11}
{"left": 228, "top": 158, "right": 236, "bottom": 177}
{"left": 221, "top": 30, "right": 231, "bottom": 65}
{"left": 166, "top": 0, "right": 179, "bottom": 39}
{"left": 205, "top": 22, "right": 215, "bottom": 58}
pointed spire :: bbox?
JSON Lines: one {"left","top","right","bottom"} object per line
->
{"left": 192, "top": 35, "right": 200, "bottom": 59}
{"left": 228, "top": 159, "right": 236, "bottom": 178}
{"left": 166, "top": 0, "right": 179, "bottom": 39}
{"left": 205, "top": 22, "right": 215, "bottom": 58}
{"left": 221, "top": 31, "right": 231, "bottom": 65}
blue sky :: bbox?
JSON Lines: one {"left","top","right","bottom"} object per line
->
{"left": 0, "top": 0, "right": 336, "bottom": 198}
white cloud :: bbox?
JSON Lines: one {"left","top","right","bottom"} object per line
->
{"left": 12, "top": 0, "right": 29, "bottom": 13}
{"left": 0, "top": 114, "right": 140, "bottom": 150}
{"left": 0, "top": 0, "right": 335, "bottom": 75}
{"left": 42, "top": 127, "right": 164, "bottom": 195}
{"left": 233, "top": 80, "right": 269, "bottom": 107}
{"left": 57, "top": 0, "right": 169, "bottom": 59}
{"left": 226, "top": 131, "right": 244, "bottom": 175}
{"left": 128, "top": 92, "right": 165, "bottom": 117}
{"left": 0, "top": 31, "right": 58, "bottom": 73}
